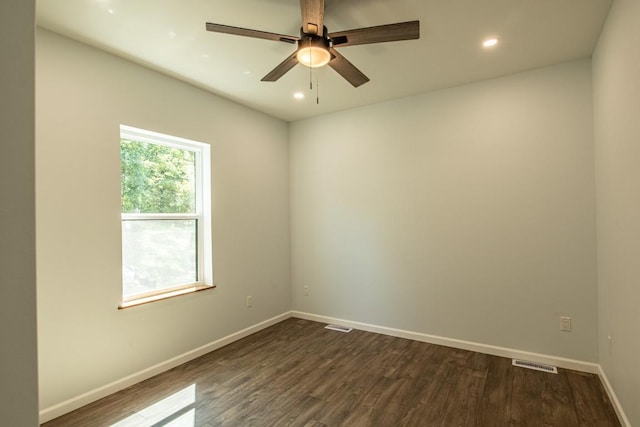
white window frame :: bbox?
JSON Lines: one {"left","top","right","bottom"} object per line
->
{"left": 119, "top": 125, "right": 213, "bottom": 307}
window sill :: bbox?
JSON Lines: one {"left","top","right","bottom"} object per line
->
{"left": 118, "top": 284, "right": 216, "bottom": 309}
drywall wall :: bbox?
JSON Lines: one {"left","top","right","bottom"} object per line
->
{"left": 36, "top": 30, "right": 290, "bottom": 410}
{"left": 0, "top": 1, "right": 39, "bottom": 425}
{"left": 593, "top": 0, "right": 640, "bottom": 424}
{"left": 290, "top": 59, "right": 598, "bottom": 362}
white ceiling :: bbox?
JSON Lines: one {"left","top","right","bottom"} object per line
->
{"left": 37, "top": 0, "right": 612, "bottom": 122}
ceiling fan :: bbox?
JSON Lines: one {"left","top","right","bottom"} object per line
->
{"left": 205, "top": 0, "right": 420, "bottom": 87}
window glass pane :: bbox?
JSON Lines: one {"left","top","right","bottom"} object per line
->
{"left": 122, "top": 219, "right": 197, "bottom": 298}
{"left": 121, "top": 139, "right": 196, "bottom": 214}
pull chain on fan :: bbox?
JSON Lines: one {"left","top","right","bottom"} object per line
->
{"left": 308, "top": 38, "right": 313, "bottom": 90}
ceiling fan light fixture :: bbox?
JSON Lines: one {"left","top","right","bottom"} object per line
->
{"left": 296, "top": 35, "right": 331, "bottom": 68}
{"left": 297, "top": 45, "right": 331, "bottom": 68}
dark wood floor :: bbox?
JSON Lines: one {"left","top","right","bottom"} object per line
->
{"left": 43, "top": 318, "right": 620, "bottom": 427}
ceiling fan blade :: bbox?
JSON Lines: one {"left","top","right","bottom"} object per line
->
{"left": 328, "top": 48, "right": 369, "bottom": 87}
{"left": 261, "top": 51, "right": 299, "bottom": 82}
{"left": 205, "top": 22, "right": 298, "bottom": 44}
{"left": 300, "top": 0, "right": 325, "bottom": 36}
{"left": 330, "top": 20, "right": 420, "bottom": 47}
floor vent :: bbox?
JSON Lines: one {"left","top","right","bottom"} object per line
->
{"left": 325, "top": 324, "right": 353, "bottom": 333}
{"left": 512, "top": 359, "right": 558, "bottom": 374}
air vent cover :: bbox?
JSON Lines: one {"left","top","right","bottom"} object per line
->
{"left": 325, "top": 324, "right": 352, "bottom": 333}
{"left": 512, "top": 359, "right": 558, "bottom": 374}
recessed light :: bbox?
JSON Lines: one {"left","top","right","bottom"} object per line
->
{"left": 293, "top": 92, "right": 305, "bottom": 100}
{"left": 483, "top": 38, "right": 498, "bottom": 48}
{"left": 107, "top": 8, "right": 115, "bottom": 15}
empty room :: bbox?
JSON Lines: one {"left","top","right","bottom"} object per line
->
{"left": 1, "top": 0, "right": 639, "bottom": 426}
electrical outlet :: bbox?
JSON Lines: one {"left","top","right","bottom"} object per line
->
{"left": 246, "top": 295, "right": 253, "bottom": 308}
{"left": 560, "top": 316, "right": 571, "bottom": 332}
{"left": 304, "top": 286, "right": 309, "bottom": 296}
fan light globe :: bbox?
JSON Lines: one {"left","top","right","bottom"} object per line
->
{"left": 297, "top": 46, "right": 331, "bottom": 68}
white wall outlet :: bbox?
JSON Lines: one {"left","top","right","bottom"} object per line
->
{"left": 560, "top": 316, "right": 571, "bottom": 332}
{"left": 246, "top": 295, "right": 253, "bottom": 308}
{"left": 304, "top": 286, "right": 309, "bottom": 296}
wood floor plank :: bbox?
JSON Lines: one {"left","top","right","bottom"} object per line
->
{"left": 277, "top": 395, "right": 327, "bottom": 426}
{"left": 566, "top": 370, "right": 620, "bottom": 426}
{"left": 440, "top": 368, "right": 487, "bottom": 426}
{"left": 475, "top": 355, "right": 513, "bottom": 426}
{"left": 400, "top": 351, "right": 468, "bottom": 425}
{"left": 42, "top": 318, "right": 621, "bottom": 427}
{"left": 541, "top": 369, "right": 579, "bottom": 426}
{"left": 511, "top": 367, "right": 545, "bottom": 426}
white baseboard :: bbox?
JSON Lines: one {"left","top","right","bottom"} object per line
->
{"left": 39, "top": 311, "right": 293, "bottom": 424}
{"left": 291, "top": 311, "right": 600, "bottom": 374}
{"left": 597, "top": 365, "right": 631, "bottom": 427}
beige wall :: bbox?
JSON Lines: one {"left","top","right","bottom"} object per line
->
{"left": 290, "top": 59, "right": 599, "bottom": 362}
{"left": 36, "top": 30, "right": 290, "bottom": 410}
{"left": 0, "top": 0, "right": 39, "bottom": 425}
{"left": 593, "top": 0, "right": 640, "bottom": 424}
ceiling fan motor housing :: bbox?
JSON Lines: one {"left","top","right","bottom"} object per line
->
{"left": 299, "top": 26, "right": 330, "bottom": 45}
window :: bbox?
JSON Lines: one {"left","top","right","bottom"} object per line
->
{"left": 119, "top": 125, "right": 212, "bottom": 308}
